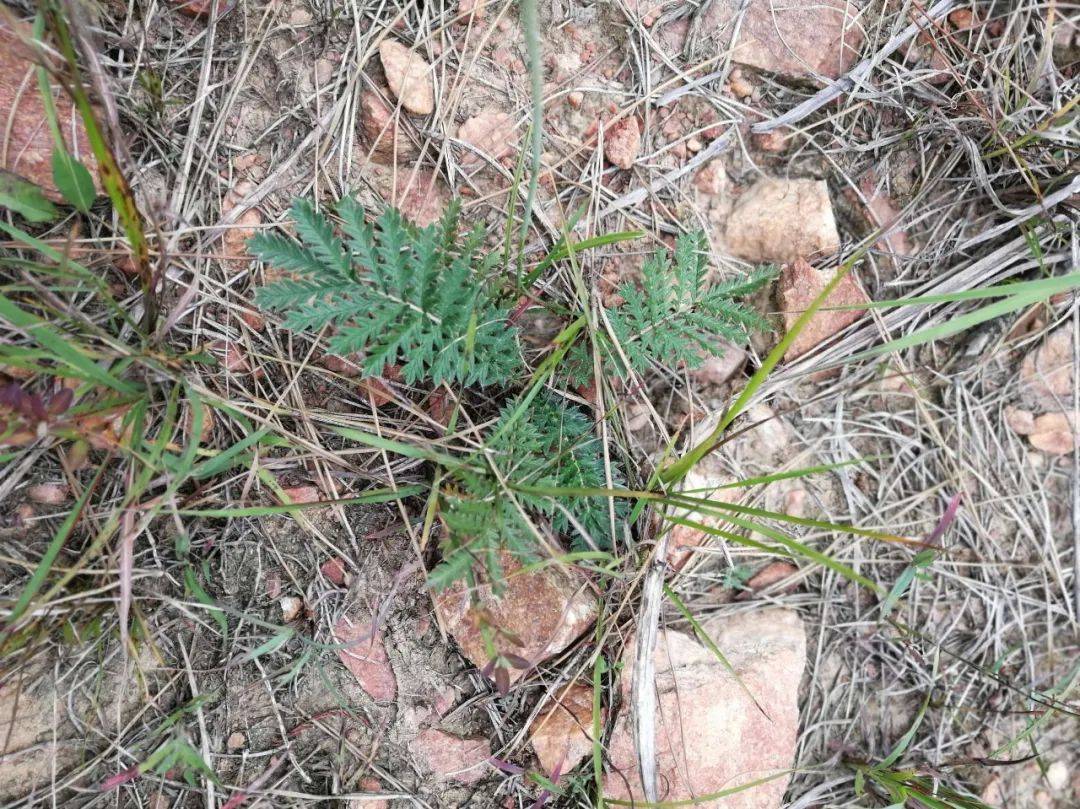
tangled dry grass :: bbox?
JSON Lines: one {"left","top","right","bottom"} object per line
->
{"left": 1, "top": 0, "right": 1078, "bottom": 806}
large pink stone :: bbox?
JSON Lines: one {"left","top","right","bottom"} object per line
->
{"left": 604, "top": 609, "right": 807, "bottom": 808}
{"left": 434, "top": 552, "right": 596, "bottom": 684}
{"left": 528, "top": 683, "right": 597, "bottom": 777}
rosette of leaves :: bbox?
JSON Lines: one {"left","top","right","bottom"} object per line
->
{"left": 567, "top": 231, "right": 775, "bottom": 382}
{"left": 250, "top": 197, "right": 521, "bottom": 386}
{"left": 432, "top": 393, "right": 626, "bottom": 588}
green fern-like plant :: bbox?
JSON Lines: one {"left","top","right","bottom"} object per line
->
{"left": 432, "top": 393, "right": 625, "bottom": 588}
{"left": 249, "top": 198, "right": 521, "bottom": 386}
{"left": 568, "top": 231, "right": 775, "bottom": 382}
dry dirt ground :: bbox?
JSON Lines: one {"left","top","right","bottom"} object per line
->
{"left": 1, "top": 0, "right": 1079, "bottom": 807}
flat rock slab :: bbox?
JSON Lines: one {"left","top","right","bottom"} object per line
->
{"left": 725, "top": 178, "right": 840, "bottom": 265}
{"left": 529, "top": 682, "right": 597, "bottom": 777}
{"left": 604, "top": 609, "right": 807, "bottom": 808}
{"left": 434, "top": 552, "right": 596, "bottom": 684}
{"left": 379, "top": 40, "right": 435, "bottom": 115}
{"left": 658, "top": 0, "right": 864, "bottom": 80}
{"left": 333, "top": 614, "right": 397, "bottom": 702}
{"left": 0, "top": 24, "right": 101, "bottom": 201}
{"left": 412, "top": 728, "right": 491, "bottom": 784}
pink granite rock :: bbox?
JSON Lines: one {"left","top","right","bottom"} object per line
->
{"left": 379, "top": 40, "right": 435, "bottom": 115}
{"left": 457, "top": 110, "right": 518, "bottom": 167}
{"left": 777, "top": 258, "right": 868, "bottom": 360}
{"left": 0, "top": 25, "right": 101, "bottom": 202}
{"left": 412, "top": 729, "right": 490, "bottom": 784}
{"left": 725, "top": 178, "right": 840, "bottom": 264}
{"left": 603, "top": 117, "right": 641, "bottom": 170}
{"left": 604, "top": 609, "right": 806, "bottom": 807}
{"left": 528, "top": 683, "right": 597, "bottom": 777}
{"left": 657, "top": 0, "right": 864, "bottom": 80}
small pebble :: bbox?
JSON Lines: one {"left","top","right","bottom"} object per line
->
{"left": 226, "top": 731, "right": 246, "bottom": 751}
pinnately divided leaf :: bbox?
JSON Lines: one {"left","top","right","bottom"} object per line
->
{"left": 434, "top": 394, "right": 624, "bottom": 587}
{"left": 251, "top": 198, "right": 522, "bottom": 386}
{"left": 569, "top": 231, "right": 775, "bottom": 382}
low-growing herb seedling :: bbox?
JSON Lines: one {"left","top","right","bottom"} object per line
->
{"left": 566, "top": 230, "right": 776, "bottom": 383}
{"left": 251, "top": 198, "right": 522, "bottom": 386}
{"left": 251, "top": 198, "right": 774, "bottom": 589}
{"left": 434, "top": 392, "right": 626, "bottom": 587}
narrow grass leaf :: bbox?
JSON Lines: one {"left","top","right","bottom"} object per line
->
{"left": 835, "top": 286, "right": 1080, "bottom": 366}
{"left": 177, "top": 485, "right": 423, "bottom": 517}
{"left": 189, "top": 428, "right": 270, "bottom": 480}
{"left": 332, "top": 426, "right": 463, "bottom": 468}
{"left": 184, "top": 566, "right": 228, "bottom": 638}
{"left": 523, "top": 230, "right": 643, "bottom": 288}
{"left": 0, "top": 293, "right": 139, "bottom": 394}
{"left": 592, "top": 653, "right": 607, "bottom": 808}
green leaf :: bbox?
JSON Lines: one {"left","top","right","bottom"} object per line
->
{"left": 255, "top": 197, "right": 522, "bottom": 386}
{"left": 0, "top": 293, "right": 140, "bottom": 394}
{"left": 880, "top": 549, "right": 936, "bottom": 619}
{"left": 437, "top": 393, "right": 627, "bottom": 588}
{"left": 51, "top": 149, "right": 96, "bottom": 212}
{"left": 0, "top": 170, "right": 59, "bottom": 223}
{"left": 566, "top": 231, "right": 774, "bottom": 384}
{"left": 523, "top": 229, "right": 644, "bottom": 288}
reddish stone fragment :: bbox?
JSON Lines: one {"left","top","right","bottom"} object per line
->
{"left": 528, "top": 683, "right": 597, "bottom": 778}
{"left": 603, "top": 117, "right": 640, "bottom": 169}
{"left": 777, "top": 258, "right": 868, "bottom": 360}
{"left": 411, "top": 728, "right": 490, "bottom": 784}
{"left": 434, "top": 552, "right": 596, "bottom": 684}
{"left": 0, "top": 24, "right": 101, "bottom": 202}
{"left": 333, "top": 615, "right": 397, "bottom": 701}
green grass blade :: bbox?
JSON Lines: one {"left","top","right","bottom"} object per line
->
{"left": 660, "top": 260, "right": 858, "bottom": 486}
{"left": 3, "top": 461, "right": 108, "bottom": 630}
{"left": 189, "top": 428, "right": 270, "bottom": 480}
{"left": 523, "top": 230, "right": 643, "bottom": 288}
{"left": 176, "top": 485, "right": 423, "bottom": 517}
{"left": 332, "top": 426, "right": 465, "bottom": 468}
{"left": 604, "top": 770, "right": 792, "bottom": 806}
{"left": 0, "top": 293, "right": 139, "bottom": 393}
{"left": 835, "top": 286, "right": 1071, "bottom": 366}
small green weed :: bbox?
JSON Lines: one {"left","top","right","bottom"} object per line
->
{"left": 252, "top": 198, "right": 521, "bottom": 386}
{"left": 250, "top": 197, "right": 772, "bottom": 588}
{"left": 565, "top": 231, "right": 775, "bottom": 383}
